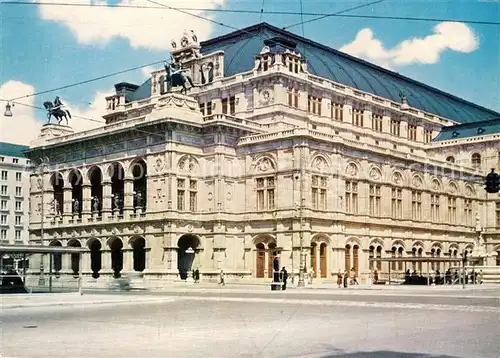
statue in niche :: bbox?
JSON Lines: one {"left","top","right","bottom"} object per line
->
{"left": 52, "top": 199, "right": 61, "bottom": 216}
{"left": 72, "top": 198, "right": 80, "bottom": 214}
{"left": 91, "top": 196, "right": 100, "bottom": 213}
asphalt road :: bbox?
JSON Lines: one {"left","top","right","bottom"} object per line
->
{"left": 1, "top": 292, "right": 499, "bottom": 358}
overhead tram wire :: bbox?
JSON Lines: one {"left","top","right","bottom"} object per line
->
{"left": 2, "top": 2, "right": 499, "bottom": 26}
{"left": 260, "top": 0, "right": 265, "bottom": 21}
{"left": 5, "top": 60, "right": 164, "bottom": 103}
{"left": 0, "top": 99, "right": 104, "bottom": 124}
{"left": 283, "top": 0, "right": 387, "bottom": 30}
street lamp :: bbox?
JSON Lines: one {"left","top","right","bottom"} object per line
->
{"left": 4, "top": 102, "right": 13, "bottom": 117}
{"left": 294, "top": 143, "right": 306, "bottom": 288}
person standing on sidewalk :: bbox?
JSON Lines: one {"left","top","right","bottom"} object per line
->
{"left": 280, "top": 267, "right": 288, "bottom": 290}
{"left": 337, "top": 269, "right": 343, "bottom": 288}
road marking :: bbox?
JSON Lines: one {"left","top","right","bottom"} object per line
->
{"left": 165, "top": 295, "right": 500, "bottom": 313}
{"left": 1, "top": 297, "right": 177, "bottom": 310}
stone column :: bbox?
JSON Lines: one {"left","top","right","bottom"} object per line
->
{"left": 82, "top": 184, "right": 92, "bottom": 222}
{"left": 124, "top": 178, "right": 134, "bottom": 218}
{"left": 63, "top": 186, "right": 72, "bottom": 224}
{"left": 62, "top": 253, "right": 72, "bottom": 274}
{"left": 101, "top": 249, "right": 113, "bottom": 274}
{"left": 123, "top": 249, "right": 134, "bottom": 272}
{"left": 315, "top": 245, "right": 321, "bottom": 278}
{"left": 102, "top": 181, "right": 112, "bottom": 218}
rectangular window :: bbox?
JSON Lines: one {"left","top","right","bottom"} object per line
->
{"left": 447, "top": 197, "right": 457, "bottom": 223}
{"left": 177, "top": 179, "right": 185, "bottom": 211}
{"left": 199, "top": 101, "right": 213, "bottom": 116}
{"left": 16, "top": 172, "right": 22, "bottom": 181}
{"left": 1, "top": 171, "right": 7, "bottom": 180}
{"left": 390, "top": 119, "right": 400, "bottom": 136}
{"left": 424, "top": 129, "right": 433, "bottom": 143}
{"left": 369, "top": 184, "right": 381, "bottom": 216}
{"left": 287, "top": 56, "right": 301, "bottom": 73}
{"left": 13, "top": 158, "right": 19, "bottom": 164}
{"left": 15, "top": 215, "right": 21, "bottom": 225}
{"left": 464, "top": 199, "right": 473, "bottom": 226}
{"left": 15, "top": 201, "right": 22, "bottom": 211}
{"left": 345, "top": 181, "right": 358, "bottom": 214}
{"left": 16, "top": 187, "right": 22, "bottom": 196}
{"left": 15, "top": 230, "right": 21, "bottom": 241}
{"left": 391, "top": 188, "right": 403, "bottom": 218}
{"left": 0, "top": 185, "right": 7, "bottom": 195}
{"left": 189, "top": 180, "right": 197, "bottom": 212}
{"left": 408, "top": 124, "right": 417, "bottom": 141}
{"left": 411, "top": 191, "right": 422, "bottom": 221}
{"left": 0, "top": 229, "right": 6, "bottom": 240}
{"left": 222, "top": 97, "right": 236, "bottom": 115}
{"left": 372, "top": 114, "right": 383, "bottom": 132}
{"left": 431, "top": 194, "right": 440, "bottom": 222}
{"left": 331, "top": 102, "right": 343, "bottom": 121}
{"left": 308, "top": 96, "right": 322, "bottom": 116}
{"left": 311, "top": 175, "right": 327, "bottom": 210}
{"left": 287, "top": 88, "right": 299, "bottom": 108}
{"left": 0, "top": 200, "right": 6, "bottom": 210}
{"left": 352, "top": 108, "right": 364, "bottom": 127}
{"left": 256, "top": 177, "right": 275, "bottom": 210}
{"left": 0, "top": 215, "right": 6, "bottom": 224}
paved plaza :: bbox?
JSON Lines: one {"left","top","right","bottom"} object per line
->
{"left": 1, "top": 287, "right": 499, "bottom": 358}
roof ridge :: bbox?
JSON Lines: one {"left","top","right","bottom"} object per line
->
{"left": 441, "top": 117, "right": 500, "bottom": 130}
{"left": 203, "top": 22, "right": 499, "bottom": 118}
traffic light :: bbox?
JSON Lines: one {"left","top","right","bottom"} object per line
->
{"left": 485, "top": 168, "right": 500, "bottom": 194}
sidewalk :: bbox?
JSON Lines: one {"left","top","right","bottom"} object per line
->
{"left": 0, "top": 293, "right": 173, "bottom": 310}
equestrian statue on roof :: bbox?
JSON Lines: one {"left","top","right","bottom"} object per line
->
{"left": 43, "top": 96, "right": 72, "bottom": 125}
{"left": 163, "top": 56, "right": 196, "bottom": 95}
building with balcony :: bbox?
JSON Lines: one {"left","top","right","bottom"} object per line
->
{"left": 0, "top": 142, "right": 32, "bottom": 269}
{"left": 24, "top": 23, "right": 500, "bottom": 286}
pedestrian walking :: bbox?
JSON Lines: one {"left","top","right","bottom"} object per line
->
{"left": 219, "top": 269, "right": 225, "bottom": 287}
{"left": 343, "top": 270, "right": 348, "bottom": 288}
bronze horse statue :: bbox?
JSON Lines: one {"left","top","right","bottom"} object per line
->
{"left": 43, "top": 101, "right": 72, "bottom": 125}
{"left": 163, "top": 59, "right": 196, "bottom": 95}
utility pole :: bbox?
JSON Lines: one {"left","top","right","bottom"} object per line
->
{"left": 38, "top": 158, "right": 49, "bottom": 286}
{"left": 297, "top": 143, "right": 306, "bottom": 288}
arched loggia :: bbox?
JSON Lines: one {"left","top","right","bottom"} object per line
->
{"left": 130, "top": 237, "right": 146, "bottom": 272}
{"left": 68, "top": 170, "right": 83, "bottom": 217}
{"left": 130, "top": 159, "right": 147, "bottom": 213}
{"left": 177, "top": 234, "right": 200, "bottom": 280}
{"left": 88, "top": 239, "right": 102, "bottom": 279}
{"left": 68, "top": 239, "right": 81, "bottom": 277}
{"left": 49, "top": 240, "right": 62, "bottom": 273}
{"left": 109, "top": 162, "right": 125, "bottom": 214}
{"left": 109, "top": 238, "right": 123, "bottom": 278}
{"left": 88, "top": 166, "right": 103, "bottom": 215}
{"left": 50, "top": 173, "right": 64, "bottom": 216}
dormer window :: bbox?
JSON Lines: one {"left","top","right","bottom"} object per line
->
{"left": 308, "top": 95, "right": 321, "bottom": 115}
{"left": 446, "top": 156, "right": 455, "bottom": 163}
{"left": 471, "top": 153, "right": 481, "bottom": 168}
{"left": 452, "top": 131, "right": 459, "bottom": 137}
{"left": 477, "top": 127, "right": 485, "bottom": 134}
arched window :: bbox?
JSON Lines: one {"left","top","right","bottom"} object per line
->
{"left": 446, "top": 156, "right": 455, "bottom": 163}
{"left": 471, "top": 153, "right": 481, "bottom": 168}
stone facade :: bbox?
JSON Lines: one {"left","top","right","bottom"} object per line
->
{"left": 24, "top": 33, "right": 500, "bottom": 285}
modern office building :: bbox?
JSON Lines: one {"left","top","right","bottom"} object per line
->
{"left": 24, "top": 23, "right": 500, "bottom": 285}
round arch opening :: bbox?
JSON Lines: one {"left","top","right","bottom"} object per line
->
{"left": 177, "top": 234, "right": 200, "bottom": 280}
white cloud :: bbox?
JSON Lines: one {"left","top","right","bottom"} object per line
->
{"left": 340, "top": 22, "right": 479, "bottom": 69}
{"left": 39, "top": 0, "right": 226, "bottom": 50}
{"left": 0, "top": 80, "right": 109, "bottom": 145}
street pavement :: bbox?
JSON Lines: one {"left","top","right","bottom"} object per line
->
{"left": 1, "top": 287, "right": 499, "bottom": 357}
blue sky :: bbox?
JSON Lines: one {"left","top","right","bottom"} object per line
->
{"left": 0, "top": 0, "right": 499, "bottom": 143}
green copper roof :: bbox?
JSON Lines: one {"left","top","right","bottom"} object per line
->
{"left": 433, "top": 118, "right": 500, "bottom": 141}
{"left": 0, "top": 142, "right": 29, "bottom": 158}
{"left": 129, "top": 22, "right": 500, "bottom": 124}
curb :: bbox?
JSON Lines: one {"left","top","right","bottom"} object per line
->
{"left": 1, "top": 297, "right": 173, "bottom": 310}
